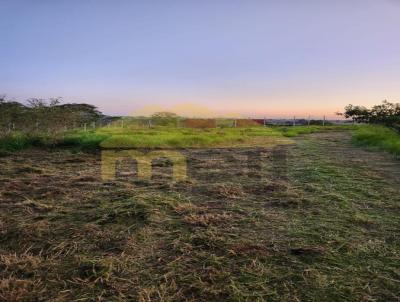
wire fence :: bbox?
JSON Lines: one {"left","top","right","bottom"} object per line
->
{"left": 0, "top": 116, "right": 352, "bottom": 136}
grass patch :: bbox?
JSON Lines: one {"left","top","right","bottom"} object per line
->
{"left": 277, "top": 125, "right": 356, "bottom": 137}
{"left": 86, "top": 126, "right": 284, "bottom": 149}
{"left": 352, "top": 125, "right": 400, "bottom": 157}
{"left": 0, "top": 133, "right": 40, "bottom": 151}
{"left": 1, "top": 124, "right": 355, "bottom": 152}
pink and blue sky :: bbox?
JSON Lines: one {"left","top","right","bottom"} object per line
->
{"left": 1, "top": 0, "right": 399, "bottom": 118}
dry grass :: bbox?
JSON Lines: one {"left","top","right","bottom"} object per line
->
{"left": 0, "top": 278, "right": 45, "bottom": 302}
{"left": 0, "top": 131, "right": 399, "bottom": 301}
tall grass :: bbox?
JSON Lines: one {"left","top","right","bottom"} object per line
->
{"left": 352, "top": 125, "right": 400, "bottom": 157}
{"left": 0, "top": 124, "right": 357, "bottom": 152}
{"left": 79, "top": 127, "right": 284, "bottom": 149}
{"left": 0, "top": 133, "right": 43, "bottom": 152}
{"left": 278, "top": 125, "right": 356, "bottom": 137}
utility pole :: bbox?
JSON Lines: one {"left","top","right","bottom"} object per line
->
{"left": 293, "top": 116, "right": 296, "bottom": 127}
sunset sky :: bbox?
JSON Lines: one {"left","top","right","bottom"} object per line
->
{"left": 1, "top": 0, "right": 399, "bottom": 118}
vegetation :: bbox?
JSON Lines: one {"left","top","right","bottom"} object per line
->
{"left": 0, "top": 96, "right": 102, "bottom": 135}
{"left": 340, "top": 100, "right": 400, "bottom": 157}
{"left": 0, "top": 124, "right": 358, "bottom": 152}
{"left": 343, "top": 100, "right": 400, "bottom": 130}
{"left": 0, "top": 131, "right": 398, "bottom": 301}
{"left": 150, "top": 111, "right": 180, "bottom": 126}
{"left": 1, "top": 99, "right": 400, "bottom": 300}
{"left": 352, "top": 125, "right": 400, "bottom": 157}
{"left": 277, "top": 125, "right": 356, "bottom": 137}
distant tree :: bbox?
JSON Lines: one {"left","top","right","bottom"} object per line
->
{"left": 151, "top": 111, "right": 179, "bottom": 126}
{"left": 0, "top": 96, "right": 27, "bottom": 132}
{"left": 343, "top": 104, "right": 370, "bottom": 123}
{"left": 309, "top": 119, "right": 333, "bottom": 126}
{"left": 151, "top": 112, "right": 178, "bottom": 118}
{"left": 58, "top": 103, "right": 102, "bottom": 124}
{"left": 343, "top": 100, "right": 400, "bottom": 129}
{"left": 369, "top": 100, "right": 400, "bottom": 125}
{"left": 0, "top": 96, "right": 104, "bottom": 134}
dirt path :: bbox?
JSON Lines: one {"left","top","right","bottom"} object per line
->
{"left": 0, "top": 131, "right": 399, "bottom": 301}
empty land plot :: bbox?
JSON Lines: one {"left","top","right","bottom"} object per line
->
{"left": 0, "top": 130, "right": 399, "bottom": 301}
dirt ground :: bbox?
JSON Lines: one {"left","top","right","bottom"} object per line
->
{"left": 0, "top": 131, "right": 399, "bottom": 301}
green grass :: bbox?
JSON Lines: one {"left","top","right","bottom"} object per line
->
{"left": 1, "top": 126, "right": 286, "bottom": 151}
{"left": 277, "top": 125, "right": 356, "bottom": 137}
{"left": 0, "top": 132, "right": 46, "bottom": 152}
{"left": 0, "top": 124, "right": 356, "bottom": 152}
{"left": 352, "top": 125, "right": 400, "bottom": 157}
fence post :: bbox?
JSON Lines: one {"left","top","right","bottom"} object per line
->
{"left": 323, "top": 115, "right": 326, "bottom": 126}
{"left": 293, "top": 116, "right": 296, "bottom": 127}
{"left": 308, "top": 115, "right": 311, "bottom": 126}
{"left": 84, "top": 123, "right": 87, "bottom": 132}
{"left": 263, "top": 117, "right": 266, "bottom": 126}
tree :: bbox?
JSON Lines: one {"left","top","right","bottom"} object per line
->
{"left": 369, "top": 100, "right": 400, "bottom": 125}
{"left": 0, "top": 96, "right": 27, "bottom": 132}
{"left": 0, "top": 96, "right": 104, "bottom": 134}
{"left": 151, "top": 112, "right": 178, "bottom": 119}
{"left": 151, "top": 112, "right": 179, "bottom": 126}
{"left": 343, "top": 100, "right": 400, "bottom": 129}
{"left": 343, "top": 104, "right": 370, "bottom": 123}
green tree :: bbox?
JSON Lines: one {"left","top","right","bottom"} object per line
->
{"left": 151, "top": 111, "right": 179, "bottom": 126}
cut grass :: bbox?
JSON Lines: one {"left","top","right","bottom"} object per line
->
{"left": 0, "top": 132, "right": 399, "bottom": 300}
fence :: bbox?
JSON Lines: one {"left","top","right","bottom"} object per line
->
{"left": 0, "top": 116, "right": 350, "bottom": 136}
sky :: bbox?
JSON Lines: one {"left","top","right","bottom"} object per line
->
{"left": 1, "top": 0, "right": 400, "bottom": 118}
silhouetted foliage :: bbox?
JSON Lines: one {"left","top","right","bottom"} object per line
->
{"left": 0, "top": 96, "right": 103, "bottom": 134}
{"left": 344, "top": 100, "right": 400, "bottom": 130}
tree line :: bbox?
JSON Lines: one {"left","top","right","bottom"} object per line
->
{"left": 343, "top": 100, "right": 400, "bottom": 131}
{"left": 0, "top": 96, "right": 103, "bottom": 135}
